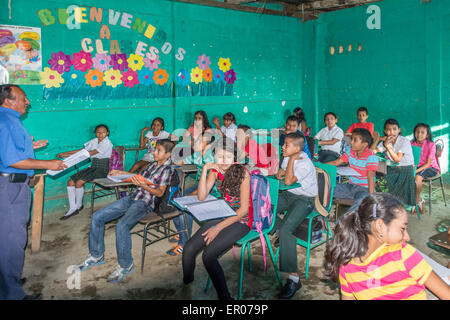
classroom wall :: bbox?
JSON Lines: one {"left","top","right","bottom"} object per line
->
{"left": 302, "top": 0, "right": 450, "bottom": 182}
{"left": 0, "top": 0, "right": 303, "bottom": 215}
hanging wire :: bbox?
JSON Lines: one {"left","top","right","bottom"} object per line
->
{"left": 9, "top": 0, "right": 12, "bottom": 19}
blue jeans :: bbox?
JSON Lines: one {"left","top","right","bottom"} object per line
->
{"left": 173, "top": 184, "right": 197, "bottom": 246}
{"left": 333, "top": 183, "right": 370, "bottom": 223}
{"left": 88, "top": 196, "right": 152, "bottom": 268}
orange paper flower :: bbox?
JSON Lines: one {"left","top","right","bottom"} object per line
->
{"left": 153, "top": 68, "right": 169, "bottom": 86}
{"left": 85, "top": 69, "right": 104, "bottom": 87}
{"left": 202, "top": 68, "right": 212, "bottom": 82}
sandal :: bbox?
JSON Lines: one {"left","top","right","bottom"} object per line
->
{"left": 166, "top": 244, "right": 183, "bottom": 256}
{"left": 168, "top": 234, "right": 179, "bottom": 243}
{"left": 417, "top": 198, "right": 426, "bottom": 215}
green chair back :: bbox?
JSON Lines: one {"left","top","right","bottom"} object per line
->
{"left": 411, "top": 145, "right": 422, "bottom": 167}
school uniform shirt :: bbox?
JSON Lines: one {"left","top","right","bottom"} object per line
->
{"left": 221, "top": 123, "right": 238, "bottom": 141}
{"left": 340, "top": 148, "right": 378, "bottom": 188}
{"left": 411, "top": 140, "right": 440, "bottom": 173}
{"left": 84, "top": 136, "right": 113, "bottom": 159}
{"left": 0, "top": 106, "right": 35, "bottom": 176}
{"left": 281, "top": 152, "right": 318, "bottom": 198}
{"left": 131, "top": 158, "right": 173, "bottom": 207}
{"left": 314, "top": 125, "right": 344, "bottom": 154}
{"left": 377, "top": 135, "right": 414, "bottom": 167}
{"left": 346, "top": 122, "right": 374, "bottom": 136}
{"left": 143, "top": 130, "right": 171, "bottom": 161}
{"left": 339, "top": 243, "right": 432, "bottom": 300}
{"left": 279, "top": 130, "right": 312, "bottom": 159}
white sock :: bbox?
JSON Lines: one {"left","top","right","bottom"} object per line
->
{"left": 75, "top": 187, "right": 84, "bottom": 209}
{"left": 288, "top": 274, "right": 299, "bottom": 283}
{"left": 67, "top": 186, "right": 76, "bottom": 214}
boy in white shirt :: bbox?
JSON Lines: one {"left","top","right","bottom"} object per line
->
{"left": 275, "top": 131, "right": 318, "bottom": 299}
{"left": 314, "top": 112, "right": 344, "bottom": 163}
{"left": 213, "top": 112, "right": 238, "bottom": 141}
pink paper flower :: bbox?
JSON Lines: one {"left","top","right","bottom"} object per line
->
{"left": 197, "top": 54, "right": 211, "bottom": 70}
{"left": 121, "top": 69, "right": 139, "bottom": 88}
{"left": 110, "top": 53, "right": 128, "bottom": 71}
{"left": 92, "top": 53, "right": 111, "bottom": 72}
{"left": 224, "top": 69, "right": 236, "bottom": 84}
{"left": 48, "top": 51, "right": 72, "bottom": 74}
{"left": 143, "top": 55, "right": 161, "bottom": 70}
{"left": 71, "top": 50, "right": 93, "bottom": 72}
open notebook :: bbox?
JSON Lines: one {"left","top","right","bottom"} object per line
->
{"left": 172, "top": 195, "right": 236, "bottom": 222}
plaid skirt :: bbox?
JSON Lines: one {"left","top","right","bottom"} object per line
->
{"left": 70, "top": 158, "right": 110, "bottom": 182}
{"left": 377, "top": 165, "right": 416, "bottom": 206}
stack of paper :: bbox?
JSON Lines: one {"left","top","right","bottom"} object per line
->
{"left": 172, "top": 195, "right": 237, "bottom": 222}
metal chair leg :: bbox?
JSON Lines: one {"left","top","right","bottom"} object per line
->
{"left": 428, "top": 180, "right": 432, "bottom": 215}
{"left": 141, "top": 224, "right": 148, "bottom": 274}
{"left": 440, "top": 176, "right": 447, "bottom": 206}
{"left": 91, "top": 183, "right": 96, "bottom": 216}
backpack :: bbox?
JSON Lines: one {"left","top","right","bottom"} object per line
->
{"left": 109, "top": 147, "right": 124, "bottom": 171}
{"left": 155, "top": 168, "right": 181, "bottom": 215}
{"left": 247, "top": 169, "right": 274, "bottom": 273}
{"left": 293, "top": 216, "right": 323, "bottom": 243}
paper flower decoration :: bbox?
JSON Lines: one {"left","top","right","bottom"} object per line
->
{"left": 202, "top": 68, "right": 212, "bottom": 82}
{"left": 110, "top": 53, "right": 128, "bottom": 71}
{"left": 190, "top": 67, "right": 203, "bottom": 84}
{"left": 92, "top": 53, "right": 111, "bottom": 72}
{"left": 175, "top": 69, "right": 189, "bottom": 86}
{"left": 104, "top": 68, "right": 123, "bottom": 88}
{"left": 48, "top": 51, "right": 72, "bottom": 74}
{"left": 71, "top": 50, "right": 93, "bottom": 72}
{"left": 137, "top": 69, "right": 155, "bottom": 86}
{"left": 63, "top": 70, "right": 85, "bottom": 87}
{"left": 197, "top": 54, "right": 211, "bottom": 70}
{"left": 143, "top": 55, "right": 161, "bottom": 70}
{"left": 85, "top": 69, "right": 104, "bottom": 87}
{"left": 127, "top": 53, "right": 145, "bottom": 71}
{"left": 153, "top": 68, "right": 169, "bottom": 86}
{"left": 218, "top": 57, "right": 231, "bottom": 72}
{"left": 224, "top": 69, "right": 236, "bottom": 84}
{"left": 40, "top": 67, "right": 64, "bottom": 88}
{"left": 212, "top": 68, "right": 224, "bottom": 83}
{"left": 121, "top": 69, "right": 139, "bottom": 88}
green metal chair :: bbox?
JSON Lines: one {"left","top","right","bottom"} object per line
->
{"left": 204, "top": 177, "right": 283, "bottom": 300}
{"left": 275, "top": 162, "right": 336, "bottom": 279}
{"left": 411, "top": 145, "right": 422, "bottom": 219}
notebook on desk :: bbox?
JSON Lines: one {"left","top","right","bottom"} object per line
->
{"left": 172, "top": 195, "right": 236, "bottom": 222}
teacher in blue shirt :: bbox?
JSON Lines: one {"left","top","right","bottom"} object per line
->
{"left": 0, "top": 84, "right": 66, "bottom": 300}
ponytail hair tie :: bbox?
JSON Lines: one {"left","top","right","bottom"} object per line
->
{"left": 372, "top": 203, "right": 377, "bottom": 219}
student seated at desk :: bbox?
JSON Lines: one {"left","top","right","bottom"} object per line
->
{"left": 212, "top": 112, "right": 238, "bottom": 141}
{"left": 372, "top": 119, "right": 416, "bottom": 209}
{"left": 280, "top": 116, "right": 312, "bottom": 160}
{"left": 182, "top": 110, "right": 214, "bottom": 148}
{"left": 327, "top": 128, "right": 378, "bottom": 217}
{"left": 129, "top": 117, "right": 177, "bottom": 173}
{"left": 168, "top": 132, "right": 216, "bottom": 256}
{"left": 57, "top": 124, "right": 113, "bottom": 220}
{"left": 236, "top": 124, "right": 278, "bottom": 175}
{"left": 314, "top": 112, "right": 344, "bottom": 163}
{"left": 182, "top": 137, "right": 251, "bottom": 300}
{"left": 75, "top": 139, "right": 175, "bottom": 283}
{"left": 274, "top": 131, "right": 318, "bottom": 299}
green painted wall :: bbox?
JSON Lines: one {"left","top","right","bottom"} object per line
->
{"left": 303, "top": 0, "right": 450, "bottom": 181}
{"left": 1, "top": 0, "right": 303, "bottom": 215}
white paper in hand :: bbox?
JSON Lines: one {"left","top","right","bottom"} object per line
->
{"left": 47, "top": 149, "right": 90, "bottom": 176}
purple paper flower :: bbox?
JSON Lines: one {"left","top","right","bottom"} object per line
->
{"left": 110, "top": 53, "right": 128, "bottom": 71}
{"left": 143, "top": 55, "right": 161, "bottom": 71}
{"left": 48, "top": 51, "right": 72, "bottom": 74}
{"left": 197, "top": 54, "right": 211, "bottom": 70}
{"left": 92, "top": 53, "right": 111, "bottom": 72}
{"left": 224, "top": 69, "right": 236, "bottom": 84}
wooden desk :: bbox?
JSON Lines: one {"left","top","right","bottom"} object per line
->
{"left": 124, "top": 146, "right": 146, "bottom": 163}
{"left": 173, "top": 164, "right": 198, "bottom": 196}
{"left": 31, "top": 173, "right": 46, "bottom": 254}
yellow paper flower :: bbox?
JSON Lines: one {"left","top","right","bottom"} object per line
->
{"left": 39, "top": 67, "right": 64, "bottom": 88}
{"left": 218, "top": 57, "right": 231, "bottom": 72}
{"left": 104, "top": 68, "right": 123, "bottom": 88}
{"left": 190, "top": 67, "right": 203, "bottom": 84}
{"left": 127, "top": 53, "right": 145, "bottom": 71}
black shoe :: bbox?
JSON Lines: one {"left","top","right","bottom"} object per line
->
{"left": 78, "top": 205, "right": 84, "bottom": 212}
{"left": 19, "top": 277, "right": 27, "bottom": 286}
{"left": 60, "top": 209, "right": 80, "bottom": 220}
{"left": 279, "top": 279, "right": 302, "bottom": 299}
{"left": 23, "top": 292, "right": 43, "bottom": 300}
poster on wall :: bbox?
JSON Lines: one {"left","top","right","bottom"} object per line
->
{"left": 0, "top": 24, "right": 42, "bottom": 85}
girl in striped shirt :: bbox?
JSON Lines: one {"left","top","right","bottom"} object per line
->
{"left": 325, "top": 193, "right": 450, "bottom": 300}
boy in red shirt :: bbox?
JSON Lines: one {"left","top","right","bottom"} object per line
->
{"left": 345, "top": 107, "right": 374, "bottom": 137}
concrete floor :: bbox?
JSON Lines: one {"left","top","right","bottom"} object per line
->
{"left": 22, "top": 184, "right": 450, "bottom": 300}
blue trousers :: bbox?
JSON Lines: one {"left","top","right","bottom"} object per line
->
{"left": 0, "top": 176, "right": 31, "bottom": 300}
{"left": 88, "top": 196, "right": 152, "bottom": 269}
